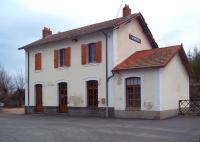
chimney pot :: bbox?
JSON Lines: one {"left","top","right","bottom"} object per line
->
{"left": 42, "top": 27, "right": 52, "bottom": 38}
{"left": 123, "top": 4, "right": 131, "bottom": 17}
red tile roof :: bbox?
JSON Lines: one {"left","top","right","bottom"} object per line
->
{"left": 19, "top": 13, "right": 158, "bottom": 49}
{"left": 113, "top": 45, "right": 194, "bottom": 77}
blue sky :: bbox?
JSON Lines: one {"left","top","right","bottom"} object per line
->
{"left": 0, "top": 0, "right": 200, "bottom": 74}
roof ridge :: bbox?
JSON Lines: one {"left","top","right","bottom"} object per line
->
{"left": 19, "top": 12, "right": 158, "bottom": 49}
{"left": 48, "top": 13, "right": 140, "bottom": 38}
{"left": 134, "top": 44, "right": 182, "bottom": 53}
{"left": 113, "top": 44, "right": 184, "bottom": 71}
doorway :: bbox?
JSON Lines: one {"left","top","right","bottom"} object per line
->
{"left": 87, "top": 80, "right": 98, "bottom": 108}
{"left": 58, "top": 82, "right": 68, "bottom": 113}
{"left": 35, "top": 84, "right": 43, "bottom": 112}
{"left": 126, "top": 77, "right": 141, "bottom": 110}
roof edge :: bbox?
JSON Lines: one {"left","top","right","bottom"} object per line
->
{"left": 19, "top": 13, "right": 158, "bottom": 50}
{"left": 112, "top": 44, "right": 194, "bottom": 78}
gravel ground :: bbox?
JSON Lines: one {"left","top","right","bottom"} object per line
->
{"left": 0, "top": 113, "right": 199, "bottom": 142}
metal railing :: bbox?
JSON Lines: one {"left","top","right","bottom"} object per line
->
{"left": 179, "top": 100, "right": 200, "bottom": 115}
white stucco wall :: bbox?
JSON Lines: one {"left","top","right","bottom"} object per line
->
{"left": 115, "top": 19, "right": 153, "bottom": 65}
{"left": 159, "top": 54, "right": 189, "bottom": 110}
{"left": 113, "top": 69, "right": 160, "bottom": 111}
{"left": 25, "top": 51, "right": 28, "bottom": 106}
{"left": 27, "top": 32, "right": 108, "bottom": 108}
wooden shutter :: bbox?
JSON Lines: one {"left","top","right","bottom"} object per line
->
{"left": 54, "top": 49, "right": 58, "bottom": 68}
{"left": 96, "top": 41, "right": 102, "bottom": 63}
{"left": 35, "top": 53, "right": 41, "bottom": 70}
{"left": 81, "top": 44, "right": 87, "bottom": 65}
{"left": 65, "top": 47, "right": 71, "bottom": 66}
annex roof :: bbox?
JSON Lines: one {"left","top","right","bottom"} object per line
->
{"left": 113, "top": 44, "right": 194, "bottom": 77}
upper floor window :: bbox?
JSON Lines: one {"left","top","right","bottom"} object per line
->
{"left": 59, "top": 48, "right": 66, "bottom": 67}
{"left": 54, "top": 47, "right": 71, "bottom": 68}
{"left": 81, "top": 41, "right": 102, "bottom": 65}
{"left": 88, "top": 43, "right": 96, "bottom": 63}
{"left": 35, "top": 53, "right": 42, "bottom": 70}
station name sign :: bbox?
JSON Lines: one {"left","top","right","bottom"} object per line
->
{"left": 129, "top": 34, "right": 141, "bottom": 44}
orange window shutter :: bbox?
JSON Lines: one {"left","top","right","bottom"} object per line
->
{"left": 81, "top": 44, "right": 87, "bottom": 65}
{"left": 96, "top": 41, "right": 102, "bottom": 63}
{"left": 65, "top": 47, "right": 71, "bottom": 66}
{"left": 54, "top": 49, "right": 58, "bottom": 68}
{"left": 38, "top": 53, "right": 41, "bottom": 70}
{"left": 35, "top": 53, "right": 41, "bottom": 70}
{"left": 35, "top": 54, "right": 37, "bottom": 70}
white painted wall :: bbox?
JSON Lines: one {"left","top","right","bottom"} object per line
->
{"left": 25, "top": 51, "right": 28, "bottom": 106}
{"left": 113, "top": 69, "right": 159, "bottom": 111}
{"left": 27, "top": 32, "right": 107, "bottom": 107}
{"left": 159, "top": 54, "right": 189, "bottom": 110}
{"left": 115, "top": 19, "right": 153, "bottom": 64}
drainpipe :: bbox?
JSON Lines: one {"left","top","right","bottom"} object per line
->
{"left": 103, "top": 32, "right": 114, "bottom": 118}
{"left": 103, "top": 32, "right": 109, "bottom": 117}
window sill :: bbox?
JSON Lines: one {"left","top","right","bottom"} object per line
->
{"left": 83, "top": 63, "right": 100, "bottom": 67}
{"left": 34, "top": 69, "right": 43, "bottom": 73}
{"left": 55, "top": 66, "right": 69, "bottom": 70}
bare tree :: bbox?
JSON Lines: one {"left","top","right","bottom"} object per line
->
{"left": 14, "top": 70, "right": 25, "bottom": 106}
{"left": 187, "top": 47, "right": 200, "bottom": 81}
{"left": 14, "top": 70, "right": 25, "bottom": 91}
{"left": 0, "top": 65, "right": 14, "bottom": 102}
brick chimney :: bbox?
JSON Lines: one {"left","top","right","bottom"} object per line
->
{"left": 123, "top": 4, "right": 131, "bottom": 17}
{"left": 42, "top": 27, "right": 52, "bottom": 38}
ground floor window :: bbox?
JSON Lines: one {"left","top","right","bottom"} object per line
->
{"left": 126, "top": 77, "right": 141, "bottom": 110}
{"left": 87, "top": 80, "right": 98, "bottom": 108}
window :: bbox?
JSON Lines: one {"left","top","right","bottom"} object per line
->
{"left": 88, "top": 43, "right": 96, "bottom": 63}
{"left": 81, "top": 41, "right": 102, "bottom": 65}
{"left": 54, "top": 48, "right": 71, "bottom": 68}
{"left": 59, "top": 48, "right": 66, "bottom": 67}
{"left": 126, "top": 77, "right": 141, "bottom": 110}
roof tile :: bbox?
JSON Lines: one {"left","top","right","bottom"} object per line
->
{"left": 19, "top": 13, "right": 158, "bottom": 49}
{"left": 113, "top": 45, "right": 182, "bottom": 71}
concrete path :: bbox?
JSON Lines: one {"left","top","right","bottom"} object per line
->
{"left": 0, "top": 113, "right": 199, "bottom": 142}
{"left": 3, "top": 108, "right": 24, "bottom": 114}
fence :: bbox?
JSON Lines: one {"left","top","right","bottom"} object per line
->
{"left": 179, "top": 100, "right": 200, "bottom": 115}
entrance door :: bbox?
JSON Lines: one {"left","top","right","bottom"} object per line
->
{"left": 59, "top": 82, "right": 68, "bottom": 113}
{"left": 35, "top": 84, "right": 43, "bottom": 112}
{"left": 87, "top": 80, "right": 98, "bottom": 108}
{"left": 126, "top": 77, "right": 141, "bottom": 110}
